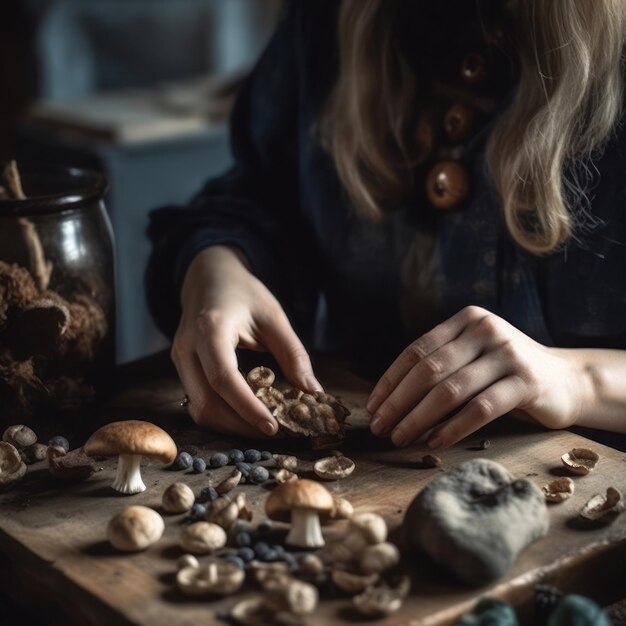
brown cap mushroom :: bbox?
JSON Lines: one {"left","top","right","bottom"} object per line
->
{"left": 180, "top": 521, "right": 227, "bottom": 554}
{"left": 84, "top": 420, "right": 177, "bottom": 494}
{"left": 177, "top": 560, "right": 245, "bottom": 596}
{"left": 0, "top": 442, "right": 27, "bottom": 486}
{"left": 107, "top": 505, "right": 164, "bottom": 551}
{"left": 265, "top": 479, "right": 334, "bottom": 548}
{"left": 162, "top": 482, "right": 195, "bottom": 513}
{"left": 313, "top": 455, "right": 355, "bottom": 480}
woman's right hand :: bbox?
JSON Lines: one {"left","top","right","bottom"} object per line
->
{"left": 171, "top": 245, "right": 322, "bottom": 437}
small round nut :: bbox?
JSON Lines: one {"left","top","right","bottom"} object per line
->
{"left": 107, "top": 506, "right": 164, "bottom": 552}
{"left": 359, "top": 542, "right": 400, "bottom": 574}
{"left": 247, "top": 367, "right": 275, "bottom": 390}
{"left": 331, "top": 496, "right": 354, "bottom": 520}
{"left": 162, "top": 482, "right": 195, "bottom": 514}
{"left": 21, "top": 442, "right": 48, "bottom": 464}
{"left": 180, "top": 522, "right": 227, "bottom": 554}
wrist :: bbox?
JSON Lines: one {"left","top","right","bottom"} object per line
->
{"left": 555, "top": 348, "right": 600, "bottom": 427}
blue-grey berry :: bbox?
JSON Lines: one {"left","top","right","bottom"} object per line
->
{"left": 198, "top": 486, "right": 219, "bottom": 503}
{"left": 244, "top": 449, "right": 262, "bottom": 463}
{"left": 192, "top": 457, "right": 207, "bottom": 473}
{"left": 191, "top": 503, "right": 207, "bottom": 518}
{"left": 228, "top": 449, "right": 245, "bottom": 464}
{"left": 231, "top": 520, "right": 253, "bottom": 534}
{"left": 250, "top": 466, "right": 270, "bottom": 484}
{"left": 237, "top": 547, "right": 255, "bottom": 563}
{"left": 262, "top": 549, "right": 280, "bottom": 562}
{"left": 253, "top": 541, "right": 270, "bottom": 557}
{"left": 235, "top": 531, "right": 252, "bottom": 547}
{"left": 224, "top": 556, "right": 245, "bottom": 569}
{"left": 48, "top": 436, "right": 69, "bottom": 453}
{"left": 172, "top": 451, "right": 193, "bottom": 470}
{"left": 284, "top": 553, "right": 298, "bottom": 571}
{"left": 210, "top": 452, "right": 229, "bottom": 468}
{"left": 235, "top": 462, "right": 251, "bottom": 477}
{"left": 260, "top": 450, "right": 272, "bottom": 461}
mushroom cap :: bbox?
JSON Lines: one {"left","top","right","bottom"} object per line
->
{"left": 162, "top": 482, "right": 195, "bottom": 513}
{"left": 180, "top": 522, "right": 227, "bottom": 554}
{"left": 0, "top": 442, "right": 27, "bottom": 485}
{"left": 84, "top": 420, "right": 177, "bottom": 463}
{"left": 265, "top": 479, "right": 334, "bottom": 522}
{"left": 107, "top": 505, "right": 164, "bottom": 551}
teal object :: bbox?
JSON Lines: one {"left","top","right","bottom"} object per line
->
{"left": 455, "top": 598, "right": 518, "bottom": 626}
{"left": 548, "top": 595, "right": 612, "bottom": 626}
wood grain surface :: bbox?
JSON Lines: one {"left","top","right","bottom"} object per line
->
{"left": 0, "top": 356, "right": 625, "bottom": 626}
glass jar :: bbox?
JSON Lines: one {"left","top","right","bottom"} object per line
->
{"left": 0, "top": 165, "right": 115, "bottom": 423}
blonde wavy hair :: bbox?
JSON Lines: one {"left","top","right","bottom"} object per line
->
{"left": 321, "top": 0, "right": 626, "bottom": 254}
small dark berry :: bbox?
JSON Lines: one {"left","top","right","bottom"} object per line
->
{"left": 48, "top": 436, "right": 69, "bottom": 453}
{"left": 244, "top": 449, "right": 262, "bottom": 463}
{"left": 224, "top": 556, "right": 245, "bottom": 569}
{"left": 250, "top": 466, "right": 269, "bottom": 484}
{"left": 172, "top": 451, "right": 193, "bottom": 470}
{"left": 210, "top": 452, "right": 229, "bottom": 468}
{"left": 260, "top": 450, "right": 272, "bottom": 461}
{"left": 228, "top": 449, "right": 245, "bottom": 464}
{"left": 253, "top": 541, "right": 270, "bottom": 557}
{"left": 284, "top": 553, "right": 298, "bottom": 571}
{"left": 235, "top": 531, "right": 252, "bottom": 547}
{"left": 237, "top": 547, "right": 255, "bottom": 563}
{"left": 198, "top": 486, "right": 219, "bottom": 503}
{"left": 190, "top": 503, "right": 207, "bottom": 518}
{"left": 262, "top": 549, "right": 279, "bottom": 562}
{"left": 235, "top": 462, "right": 251, "bottom": 477}
{"left": 231, "top": 520, "right": 253, "bottom": 534}
{"left": 192, "top": 457, "right": 207, "bottom": 473}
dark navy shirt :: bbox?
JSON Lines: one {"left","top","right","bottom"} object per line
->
{"left": 146, "top": 1, "right": 626, "bottom": 385}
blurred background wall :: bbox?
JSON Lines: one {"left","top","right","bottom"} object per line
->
{"left": 6, "top": 0, "right": 283, "bottom": 363}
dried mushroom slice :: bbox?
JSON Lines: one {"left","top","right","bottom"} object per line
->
{"left": 314, "top": 455, "right": 355, "bottom": 480}
{"left": 331, "top": 569, "right": 379, "bottom": 594}
{"left": 352, "top": 576, "right": 411, "bottom": 617}
{"left": 274, "top": 468, "right": 298, "bottom": 484}
{"left": 0, "top": 441, "right": 27, "bottom": 486}
{"left": 273, "top": 454, "right": 298, "bottom": 471}
{"left": 580, "top": 487, "right": 625, "bottom": 522}
{"left": 542, "top": 477, "right": 575, "bottom": 503}
{"left": 561, "top": 448, "right": 599, "bottom": 475}
{"left": 177, "top": 560, "right": 244, "bottom": 595}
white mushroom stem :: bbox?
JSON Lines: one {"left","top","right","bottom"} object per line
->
{"left": 112, "top": 454, "right": 146, "bottom": 494}
{"left": 286, "top": 508, "right": 325, "bottom": 548}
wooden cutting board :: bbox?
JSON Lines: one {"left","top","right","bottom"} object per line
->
{"left": 0, "top": 357, "right": 625, "bottom": 626}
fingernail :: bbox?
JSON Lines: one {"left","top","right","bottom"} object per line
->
{"left": 366, "top": 394, "right": 379, "bottom": 413}
{"left": 428, "top": 434, "right": 443, "bottom": 449}
{"left": 391, "top": 428, "right": 408, "bottom": 447}
{"left": 260, "top": 420, "right": 277, "bottom": 436}
{"left": 370, "top": 414, "right": 384, "bottom": 435}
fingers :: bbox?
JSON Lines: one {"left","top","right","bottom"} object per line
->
{"left": 195, "top": 317, "right": 278, "bottom": 436}
{"left": 426, "top": 375, "right": 527, "bottom": 448}
{"left": 387, "top": 354, "right": 510, "bottom": 446}
{"left": 370, "top": 333, "right": 485, "bottom": 436}
{"left": 258, "top": 310, "right": 323, "bottom": 393}
{"left": 171, "top": 348, "right": 260, "bottom": 438}
{"left": 367, "top": 306, "right": 488, "bottom": 414}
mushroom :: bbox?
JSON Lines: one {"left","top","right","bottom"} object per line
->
{"left": 274, "top": 468, "right": 298, "bottom": 484}
{"left": 265, "top": 479, "right": 334, "bottom": 548}
{"left": 273, "top": 454, "right": 298, "bottom": 471}
{"left": 215, "top": 468, "right": 242, "bottom": 495}
{"left": 359, "top": 542, "right": 400, "bottom": 574}
{"left": 247, "top": 366, "right": 275, "bottom": 390}
{"left": 180, "top": 521, "right": 227, "bottom": 554}
{"left": 542, "top": 477, "right": 575, "bottom": 503}
{"left": 580, "top": 487, "right": 625, "bottom": 522}
{"left": 263, "top": 574, "right": 319, "bottom": 615}
{"left": 229, "top": 597, "right": 279, "bottom": 626}
{"left": 0, "top": 442, "right": 27, "bottom": 486}
{"left": 330, "top": 496, "right": 354, "bottom": 520}
{"left": 313, "top": 455, "right": 355, "bottom": 480}
{"left": 177, "top": 560, "right": 244, "bottom": 596}
{"left": 177, "top": 554, "right": 199, "bottom": 570}
{"left": 21, "top": 442, "right": 48, "bottom": 464}
{"left": 162, "top": 482, "right": 195, "bottom": 513}
{"left": 207, "top": 493, "right": 252, "bottom": 529}
{"left": 2, "top": 425, "right": 37, "bottom": 449}
{"left": 107, "top": 505, "right": 164, "bottom": 551}
{"left": 331, "top": 569, "right": 379, "bottom": 594}
{"left": 344, "top": 512, "right": 388, "bottom": 551}
{"left": 561, "top": 448, "right": 600, "bottom": 475}
{"left": 352, "top": 576, "right": 411, "bottom": 617}
{"left": 297, "top": 554, "right": 325, "bottom": 579}
{"left": 84, "top": 420, "right": 177, "bottom": 494}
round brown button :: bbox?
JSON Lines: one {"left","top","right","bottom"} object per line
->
{"left": 443, "top": 102, "right": 476, "bottom": 143}
{"left": 425, "top": 161, "right": 470, "bottom": 210}
{"left": 461, "top": 52, "right": 487, "bottom": 84}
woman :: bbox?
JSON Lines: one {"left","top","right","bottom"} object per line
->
{"left": 147, "top": 0, "right": 626, "bottom": 448}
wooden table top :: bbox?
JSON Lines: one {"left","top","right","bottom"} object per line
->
{"left": 1, "top": 356, "right": 625, "bottom": 626}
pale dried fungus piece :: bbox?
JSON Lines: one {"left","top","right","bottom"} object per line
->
{"left": 542, "top": 477, "right": 575, "bottom": 503}
{"left": 313, "top": 455, "right": 355, "bottom": 480}
{"left": 561, "top": 448, "right": 599, "bottom": 475}
{"left": 352, "top": 576, "right": 411, "bottom": 618}
{"left": 580, "top": 487, "right": 625, "bottom": 522}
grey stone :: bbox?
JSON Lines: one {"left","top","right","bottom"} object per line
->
{"left": 404, "top": 458, "right": 549, "bottom": 586}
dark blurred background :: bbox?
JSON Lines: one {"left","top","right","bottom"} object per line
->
{"left": 0, "top": 0, "right": 283, "bottom": 362}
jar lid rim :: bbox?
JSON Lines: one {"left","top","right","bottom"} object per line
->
{"left": 0, "top": 165, "right": 108, "bottom": 216}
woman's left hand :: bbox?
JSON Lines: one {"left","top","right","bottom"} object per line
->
{"left": 367, "top": 306, "right": 590, "bottom": 448}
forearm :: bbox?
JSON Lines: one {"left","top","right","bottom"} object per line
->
{"left": 562, "top": 347, "right": 626, "bottom": 433}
